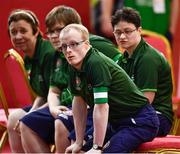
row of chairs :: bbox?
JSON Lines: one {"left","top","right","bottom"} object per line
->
{"left": 1, "top": 30, "right": 180, "bottom": 153}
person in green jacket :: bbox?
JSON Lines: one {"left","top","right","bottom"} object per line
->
{"left": 61, "top": 23, "right": 159, "bottom": 153}
{"left": 112, "top": 7, "right": 173, "bottom": 137}
{"left": 7, "top": 9, "right": 55, "bottom": 153}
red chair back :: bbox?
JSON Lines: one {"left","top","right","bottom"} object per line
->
{"left": 4, "top": 49, "right": 36, "bottom": 108}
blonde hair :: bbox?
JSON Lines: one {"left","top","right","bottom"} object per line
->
{"left": 61, "top": 24, "right": 89, "bottom": 41}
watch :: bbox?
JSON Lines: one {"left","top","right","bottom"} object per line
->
{"left": 93, "top": 144, "right": 103, "bottom": 150}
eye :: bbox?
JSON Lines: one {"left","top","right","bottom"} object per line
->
{"left": 61, "top": 44, "right": 67, "bottom": 49}
{"left": 55, "top": 27, "right": 64, "bottom": 33}
{"left": 113, "top": 30, "right": 122, "bottom": 36}
{"left": 10, "top": 30, "right": 17, "bottom": 36}
{"left": 124, "top": 30, "right": 132, "bottom": 34}
{"left": 20, "top": 29, "right": 28, "bottom": 34}
{"left": 69, "top": 42, "right": 78, "bottom": 48}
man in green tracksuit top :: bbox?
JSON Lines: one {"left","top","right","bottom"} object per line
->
{"left": 61, "top": 23, "right": 159, "bottom": 153}
{"left": 111, "top": 7, "right": 173, "bottom": 136}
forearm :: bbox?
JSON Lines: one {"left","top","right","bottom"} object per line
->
{"left": 48, "top": 87, "right": 69, "bottom": 118}
{"left": 48, "top": 87, "right": 60, "bottom": 108}
{"left": 93, "top": 103, "right": 109, "bottom": 146}
{"left": 73, "top": 96, "right": 87, "bottom": 147}
{"left": 170, "top": 0, "right": 179, "bottom": 35}
{"left": 30, "top": 96, "right": 46, "bottom": 111}
{"left": 101, "top": 0, "right": 114, "bottom": 19}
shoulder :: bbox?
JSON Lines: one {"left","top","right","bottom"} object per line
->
{"left": 89, "top": 34, "right": 120, "bottom": 53}
{"left": 141, "top": 42, "right": 166, "bottom": 61}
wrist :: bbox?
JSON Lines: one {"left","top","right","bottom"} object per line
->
{"left": 92, "top": 144, "right": 103, "bottom": 150}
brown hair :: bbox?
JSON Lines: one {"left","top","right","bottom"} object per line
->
{"left": 45, "top": 5, "right": 81, "bottom": 30}
{"left": 8, "top": 9, "right": 40, "bottom": 35}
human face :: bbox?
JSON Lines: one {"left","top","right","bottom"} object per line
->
{"left": 113, "top": 21, "right": 141, "bottom": 52}
{"left": 60, "top": 29, "right": 89, "bottom": 70}
{"left": 46, "top": 22, "right": 65, "bottom": 50}
{"left": 9, "top": 20, "right": 38, "bottom": 57}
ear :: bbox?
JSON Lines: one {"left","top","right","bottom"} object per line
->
{"left": 138, "top": 27, "right": 142, "bottom": 34}
{"left": 34, "top": 27, "right": 40, "bottom": 37}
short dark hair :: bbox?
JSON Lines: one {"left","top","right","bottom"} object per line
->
{"left": 111, "top": 7, "right": 141, "bottom": 28}
{"left": 45, "top": 5, "right": 81, "bottom": 29}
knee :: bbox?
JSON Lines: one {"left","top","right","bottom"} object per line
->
{"left": 7, "top": 109, "right": 26, "bottom": 131}
{"left": 7, "top": 111, "right": 19, "bottom": 131}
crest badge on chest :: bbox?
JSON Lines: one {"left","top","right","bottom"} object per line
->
{"left": 75, "top": 75, "right": 81, "bottom": 90}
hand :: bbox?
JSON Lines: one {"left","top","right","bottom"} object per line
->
{"left": 50, "top": 105, "right": 70, "bottom": 118}
{"left": 85, "top": 148, "right": 102, "bottom": 154}
{"left": 65, "top": 143, "right": 82, "bottom": 154}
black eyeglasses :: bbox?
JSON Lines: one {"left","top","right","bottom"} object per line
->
{"left": 45, "top": 27, "right": 64, "bottom": 38}
{"left": 113, "top": 28, "right": 137, "bottom": 37}
{"left": 60, "top": 40, "right": 86, "bottom": 53}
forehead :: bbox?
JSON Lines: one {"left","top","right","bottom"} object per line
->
{"left": 114, "top": 21, "right": 135, "bottom": 30}
{"left": 9, "top": 19, "right": 32, "bottom": 30}
{"left": 60, "top": 28, "right": 82, "bottom": 42}
{"left": 48, "top": 22, "right": 65, "bottom": 31}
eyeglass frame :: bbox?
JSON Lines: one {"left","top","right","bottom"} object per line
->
{"left": 60, "top": 40, "right": 87, "bottom": 53}
{"left": 113, "top": 28, "right": 137, "bottom": 37}
{"left": 45, "top": 27, "right": 65, "bottom": 38}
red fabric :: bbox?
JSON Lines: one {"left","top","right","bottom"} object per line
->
{"left": 4, "top": 55, "right": 33, "bottom": 108}
{"left": 144, "top": 36, "right": 168, "bottom": 58}
{"left": 0, "top": 108, "right": 18, "bottom": 124}
{"left": 0, "top": 109, "right": 7, "bottom": 125}
{"left": 137, "top": 135, "right": 180, "bottom": 151}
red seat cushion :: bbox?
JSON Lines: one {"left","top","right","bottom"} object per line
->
{"left": 137, "top": 135, "right": 180, "bottom": 151}
{"left": 0, "top": 108, "right": 19, "bottom": 124}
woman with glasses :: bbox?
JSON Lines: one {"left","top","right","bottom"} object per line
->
{"left": 7, "top": 9, "right": 55, "bottom": 153}
{"left": 18, "top": 5, "right": 123, "bottom": 153}
{"left": 112, "top": 7, "right": 173, "bottom": 137}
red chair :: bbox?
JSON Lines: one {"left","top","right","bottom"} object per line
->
{"left": 0, "top": 83, "right": 8, "bottom": 152}
{"left": 4, "top": 49, "right": 36, "bottom": 108}
{"left": 0, "top": 123, "right": 8, "bottom": 152}
{"left": 0, "top": 49, "right": 36, "bottom": 152}
{"left": 136, "top": 135, "right": 180, "bottom": 153}
{"left": 0, "top": 48, "right": 36, "bottom": 126}
{"left": 135, "top": 30, "right": 180, "bottom": 153}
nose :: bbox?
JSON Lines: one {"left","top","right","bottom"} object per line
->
{"left": 66, "top": 45, "right": 72, "bottom": 53}
{"left": 15, "top": 32, "right": 23, "bottom": 39}
{"left": 119, "top": 32, "right": 126, "bottom": 39}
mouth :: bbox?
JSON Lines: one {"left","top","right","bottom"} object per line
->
{"left": 15, "top": 42, "right": 25, "bottom": 48}
{"left": 119, "top": 40, "right": 127, "bottom": 44}
{"left": 67, "top": 55, "right": 74, "bottom": 61}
